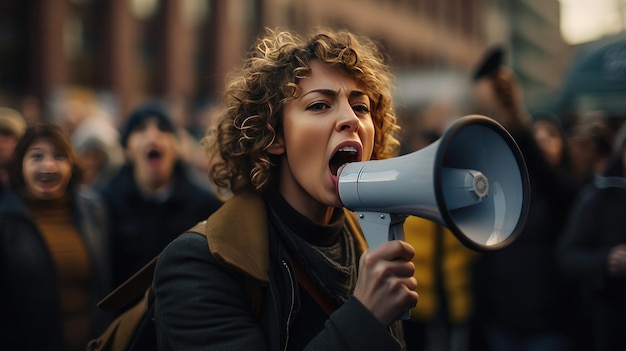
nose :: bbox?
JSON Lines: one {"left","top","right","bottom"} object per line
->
{"left": 144, "top": 123, "right": 163, "bottom": 139}
{"left": 41, "top": 155, "right": 58, "bottom": 172}
{"left": 336, "top": 101, "right": 359, "bottom": 132}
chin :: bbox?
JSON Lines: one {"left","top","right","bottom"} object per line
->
{"left": 325, "top": 193, "right": 343, "bottom": 208}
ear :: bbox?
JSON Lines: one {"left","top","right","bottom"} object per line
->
{"left": 267, "top": 134, "right": 285, "bottom": 155}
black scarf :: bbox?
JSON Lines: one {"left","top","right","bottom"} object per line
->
{"left": 264, "top": 192, "right": 358, "bottom": 307}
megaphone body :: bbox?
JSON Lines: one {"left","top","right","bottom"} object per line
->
{"left": 338, "top": 114, "right": 530, "bottom": 253}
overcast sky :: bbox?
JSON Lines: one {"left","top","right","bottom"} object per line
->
{"left": 559, "top": 0, "right": 626, "bottom": 44}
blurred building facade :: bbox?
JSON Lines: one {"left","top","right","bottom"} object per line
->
{"left": 0, "top": 0, "right": 570, "bottom": 128}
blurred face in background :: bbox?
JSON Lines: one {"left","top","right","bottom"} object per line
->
{"left": 78, "top": 147, "right": 108, "bottom": 186}
{"left": 125, "top": 116, "right": 178, "bottom": 192}
{"left": 22, "top": 139, "right": 72, "bottom": 200}
{"left": 0, "top": 130, "right": 19, "bottom": 168}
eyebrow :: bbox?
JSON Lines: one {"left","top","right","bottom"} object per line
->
{"left": 302, "top": 88, "right": 368, "bottom": 99}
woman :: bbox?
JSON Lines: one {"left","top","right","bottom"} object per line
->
{"left": 0, "top": 121, "right": 111, "bottom": 351}
{"left": 153, "top": 28, "right": 418, "bottom": 350}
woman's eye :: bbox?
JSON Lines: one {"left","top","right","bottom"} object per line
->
{"left": 31, "top": 153, "right": 43, "bottom": 160}
{"left": 353, "top": 104, "right": 370, "bottom": 114}
{"left": 55, "top": 154, "right": 67, "bottom": 161}
{"left": 307, "top": 102, "right": 329, "bottom": 111}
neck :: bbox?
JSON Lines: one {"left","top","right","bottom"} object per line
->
{"left": 323, "top": 207, "right": 336, "bottom": 224}
{"left": 136, "top": 177, "right": 173, "bottom": 200}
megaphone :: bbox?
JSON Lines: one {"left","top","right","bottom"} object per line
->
{"left": 338, "top": 114, "right": 530, "bottom": 253}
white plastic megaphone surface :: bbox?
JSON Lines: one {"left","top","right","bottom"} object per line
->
{"left": 338, "top": 114, "right": 530, "bottom": 253}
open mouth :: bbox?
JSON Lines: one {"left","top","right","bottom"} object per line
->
{"left": 37, "top": 173, "right": 60, "bottom": 183}
{"left": 147, "top": 149, "right": 162, "bottom": 160}
{"left": 329, "top": 146, "right": 359, "bottom": 176}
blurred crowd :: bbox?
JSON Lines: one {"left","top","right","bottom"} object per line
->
{"left": 0, "top": 91, "right": 224, "bottom": 351}
{"left": 400, "top": 46, "right": 626, "bottom": 351}
{"left": 0, "top": 43, "right": 624, "bottom": 351}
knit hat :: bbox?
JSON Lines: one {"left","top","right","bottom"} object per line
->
{"left": 120, "top": 104, "right": 177, "bottom": 147}
{"left": 0, "top": 107, "right": 27, "bottom": 138}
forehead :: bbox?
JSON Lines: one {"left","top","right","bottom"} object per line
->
{"left": 127, "top": 116, "right": 174, "bottom": 139}
{"left": 133, "top": 116, "right": 161, "bottom": 128}
{"left": 298, "top": 60, "right": 364, "bottom": 93}
{"left": 25, "top": 138, "right": 70, "bottom": 159}
{"left": 28, "top": 138, "right": 56, "bottom": 150}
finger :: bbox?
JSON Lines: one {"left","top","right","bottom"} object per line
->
{"left": 385, "top": 275, "right": 418, "bottom": 298}
{"left": 405, "top": 276, "right": 418, "bottom": 292}
{"left": 395, "top": 277, "right": 419, "bottom": 307}
{"left": 371, "top": 240, "right": 415, "bottom": 262}
{"left": 388, "top": 260, "right": 415, "bottom": 278}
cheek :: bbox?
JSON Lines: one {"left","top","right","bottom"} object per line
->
{"left": 284, "top": 118, "right": 320, "bottom": 150}
{"left": 59, "top": 163, "right": 73, "bottom": 182}
{"left": 166, "top": 140, "right": 180, "bottom": 159}
{"left": 551, "top": 139, "right": 563, "bottom": 154}
{"left": 125, "top": 144, "right": 141, "bottom": 163}
{"left": 22, "top": 161, "right": 33, "bottom": 179}
{"left": 361, "top": 121, "right": 376, "bottom": 159}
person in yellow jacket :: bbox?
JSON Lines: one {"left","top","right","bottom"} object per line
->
{"left": 402, "top": 215, "right": 478, "bottom": 351}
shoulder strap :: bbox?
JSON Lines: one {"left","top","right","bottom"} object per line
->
{"left": 288, "top": 254, "right": 337, "bottom": 315}
{"left": 97, "top": 257, "right": 158, "bottom": 313}
{"left": 87, "top": 288, "right": 152, "bottom": 351}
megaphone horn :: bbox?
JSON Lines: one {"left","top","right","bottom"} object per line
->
{"left": 338, "top": 114, "right": 530, "bottom": 252}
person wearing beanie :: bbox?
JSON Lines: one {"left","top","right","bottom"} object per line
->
{"left": 100, "top": 103, "right": 223, "bottom": 289}
{"left": 0, "top": 107, "right": 27, "bottom": 194}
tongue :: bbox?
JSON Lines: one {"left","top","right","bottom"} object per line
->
{"left": 336, "top": 163, "right": 348, "bottom": 176}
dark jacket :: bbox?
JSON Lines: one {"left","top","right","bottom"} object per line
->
{"left": 101, "top": 162, "right": 222, "bottom": 286}
{"left": 0, "top": 188, "right": 112, "bottom": 351}
{"left": 558, "top": 179, "right": 626, "bottom": 296}
{"left": 153, "top": 191, "right": 405, "bottom": 351}
{"left": 557, "top": 152, "right": 626, "bottom": 351}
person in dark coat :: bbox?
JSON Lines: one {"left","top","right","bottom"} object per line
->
{"left": 0, "top": 122, "right": 111, "bottom": 351}
{"left": 101, "top": 103, "right": 222, "bottom": 288}
{"left": 152, "top": 28, "right": 419, "bottom": 350}
{"left": 467, "top": 46, "right": 581, "bottom": 351}
{"left": 557, "top": 133, "right": 626, "bottom": 351}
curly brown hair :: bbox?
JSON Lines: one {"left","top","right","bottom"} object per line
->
{"left": 205, "top": 27, "right": 400, "bottom": 195}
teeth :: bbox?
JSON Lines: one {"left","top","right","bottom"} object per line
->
{"left": 338, "top": 146, "right": 357, "bottom": 153}
{"left": 37, "top": 174, "right": 58, "bottom": 182}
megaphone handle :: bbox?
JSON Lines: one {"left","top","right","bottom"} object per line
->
{"left": 356, "top": 212, "right": 411, "bottom": 320}
{"left": 389, "top": 219, "right": 410, "bottom": 321}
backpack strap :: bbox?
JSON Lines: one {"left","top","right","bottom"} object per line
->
{"left": 87, "top": 288, "right": 153, "bottom": 351}
{"left": 97, "top": 257, "right": 158, "bottom": 313}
